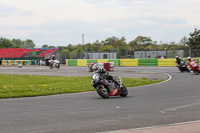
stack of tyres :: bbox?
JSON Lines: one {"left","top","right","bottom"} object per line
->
{"left": 104, "top": 62, "right": 114, "bottom": 71}
{"left": 109, "top": 62, "right": 114, "bottom": 71}
{"left": 98, "top": 62, "right": 104, "bottom": 68}
{"left": 87, "top": 63, "right": 92, "bottom": 72}
{"left": 104, "top": 62, "right": 110, "bottom": 71}
{"left": 88, "top": 62, "right": 114, "bottom": 72}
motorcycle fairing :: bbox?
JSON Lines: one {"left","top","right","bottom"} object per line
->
{"left": 110, "top": 88, "right": 120, "bottom": 96}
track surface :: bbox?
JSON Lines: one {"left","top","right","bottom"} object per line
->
{"left": 0, "top": 66, "right": 200, "bottom": 133}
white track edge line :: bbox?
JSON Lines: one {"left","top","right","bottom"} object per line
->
{"left": 98, "top": 120, "right": 200, "bottom": 133}
{"left": 130, "top": 73, "right": 172, "bottom": 89}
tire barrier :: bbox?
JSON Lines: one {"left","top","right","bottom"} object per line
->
{"left": 77, "top": 60, "right": 87, "bottom": 66}
{"left": 119, "top": 59, "right": 138, "bottom": 66}
{"left": 66, "top": 59, "right": 199, "bottom": 67}
{"left": 87, "top": 62, "right": 114, "bottom": 72}
{"left": 68, "top": 59, "right": 77, "bottom": 66}
{"left": 139, "top": 59, "right": 158, "bottom": 66}
{"left": 1, "top": 60, "right": 35, "bottom": 65}
{"left": 66, "top": 59, "right": 119, "bottom": 67}
{"left": 158, "top": 59, "right": 176, "bottom": 66}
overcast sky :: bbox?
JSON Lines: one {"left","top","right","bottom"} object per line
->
{"left": 0, "top": 0, "right": 200, "bottom": 47}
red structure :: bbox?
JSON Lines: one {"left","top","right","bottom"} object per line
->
{"left": 0, "top": 48, "right": 57, "bottom": 58}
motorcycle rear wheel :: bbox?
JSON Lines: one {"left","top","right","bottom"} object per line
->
{"left": 56, "top": 64, "right": 60, "bottom": 69}
{"left": 96, "top": 85, "right": 109, "bottom": 99}
{"left": 49, "top": 65, "right": 53, "bottom": 69}
{"left": 120, "top": 84, "right": 128, "bottom": 97}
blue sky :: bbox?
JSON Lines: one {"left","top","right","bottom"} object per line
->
{"left": 0, "top": 0, "right": 200, "bottom": 47}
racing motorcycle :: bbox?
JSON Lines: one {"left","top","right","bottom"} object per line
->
{"left": 190, "top": 60, "right": 200, "bottom": 75}
{"left": 91, "top": 73, "right": 128, "bottom": 98}
{"left": 49, "top": 59, "right": 60, "bottom": 69}
{"left": 178, "top": 61, "right": 190, "bottom": 73}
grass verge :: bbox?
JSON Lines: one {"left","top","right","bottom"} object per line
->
{"left": 0, "top": 74, "right": 164, "bottom": 98}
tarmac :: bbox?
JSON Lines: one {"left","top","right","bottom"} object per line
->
{"left": 106, "top": 121, "right": 200, "bottom": 133}
{"left": 1, "top": 66, "right": 199, "bottom": 133}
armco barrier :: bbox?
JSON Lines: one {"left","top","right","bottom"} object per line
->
{"left": 77, "top": 59, "right": 87, "bottom": 66}
{"left": 68, "top": 59, "right": 77, "bottom": 66}
{"left": 66, "top": 59, "right": 68, "bottom": 66}
{"left": 87, "top": 59, "right": 97, "bottom": 63}
{"left": 65, "top": 58, "right": 200, "bottom": 67}
{"left": 11, "top": 60, "right": 15, "bottom": 65}
{"left": 2, "top": 60, "right": 5, "bottom": 65}
{"left": 108, "top": 59, "right": 119, "bottom": 66}
{"left": 8, "top": 60, "right": 11, "bottom": 65}
{"left": 97, "top": 59, "right": 108, "bottom": 63}
{"left": 139, "top": 59, "right": 158, "bottom": 66}
{"left": 120, "top": 59, "right": 138, "bottom": 66}
{"left": 1, "top": 60, "right": 35, "bottom": 65}
{"left": 30, "top": 60, "right": 35, "bottom": 65}
{"left": 158, "top": 59, "right": 176, "bottom": 66}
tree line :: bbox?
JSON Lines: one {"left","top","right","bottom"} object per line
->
{"left": 0, "top": 28, "right": 200, "bottom": 53}
{"left": 0, "top": 38, "right": 36, "bottom": 48}
{"left": 58, "top": 28, "right": 200, "bottom": 55}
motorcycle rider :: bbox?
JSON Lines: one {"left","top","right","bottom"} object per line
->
{"left": 51, "top": 55, "right": 56, "bottom": 60}
{"left": 175, "top": 56, "right": 185, "bottom": 67}
{"left": 187, "top": 56, "right": 194, "bottom": 67}
{"left": 187, "top": 56, "right": 194, "bottom": 72}
{"left": 175, "top": 56, "right": 186, "bottom": 72}
{"left": 50, "top": 55, "right": 56, "bottom": 66}
{"left": 92, "top": 63, "right": 119, "bottom": 85}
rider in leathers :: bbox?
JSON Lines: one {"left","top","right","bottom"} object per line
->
{"left": 175, "top": 56, "right": 185, "bottom": 67}
{"left": 92, "top": 64, "right": 119, "bottom": 85}
{"left": 175, "top": 56, "right": 186, "bottom": 72}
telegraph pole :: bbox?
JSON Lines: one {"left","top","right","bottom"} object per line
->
{"left": 82, "top": 33, "right": 84, "bottom": 45}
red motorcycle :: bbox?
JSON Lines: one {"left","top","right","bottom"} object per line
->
{"left": 190, "top": 60, "right": 200, "bottom": 75}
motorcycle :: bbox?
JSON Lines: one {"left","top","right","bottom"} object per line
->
{"left": 91, "top": 72, "right": 128, "bottom": 98}
{"left": 49, "top": 59, "right": 60, "bottom": 69}
{"left": 190, "top": 61, "right": 200, "bottom": 75}
{"left": 178, "top": 61, "right": 190, "bottom": 73}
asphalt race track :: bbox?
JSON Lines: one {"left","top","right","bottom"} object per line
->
{"left": 0, "top": 66, "right": 200, "bottom": 133}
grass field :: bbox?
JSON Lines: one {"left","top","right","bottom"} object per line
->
{"left": 0, "top": 74, "right": 164, "bottom": 98}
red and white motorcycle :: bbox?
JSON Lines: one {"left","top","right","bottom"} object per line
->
{"left": 49, "top": 59, "right": 60, "bottom": 69}
{"left": 190, "top": 60, "right": 200, "bottom": 75}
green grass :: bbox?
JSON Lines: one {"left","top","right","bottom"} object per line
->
{"left": 0, "top": 74, "right": 164, "bottom": 98}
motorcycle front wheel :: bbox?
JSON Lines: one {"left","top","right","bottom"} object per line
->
{"left": 120, "top": 84, "right": 128, "bottom": 97}
{"left": 56, "top": 64, "right": 60, "bottom": 69}
{"left": 96, "top": 85, "right": 109, "bottom": 99}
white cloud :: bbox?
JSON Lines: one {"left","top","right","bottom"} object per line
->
{"left": 0, "top": 0, "right": 200, "bottom": 46}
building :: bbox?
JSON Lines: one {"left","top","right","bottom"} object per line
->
{"left": 134, "top": 50, "right": 184, "bottom": 59}
{"left": 85, "top": 52, "right": 117, "bottom": 59}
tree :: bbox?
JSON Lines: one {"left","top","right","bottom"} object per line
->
{"left": 42, "top": 44, "right": 49, "bottom": 48}
{"left": 179, "top": 36, "right": 188, "bottom": 46}
{"left": 22, "top": 39, "right": 35, "bottom": 48}
{"left": 100, "top": 45, "right": 114, "bottom": 52}
{"left": 66, "top": 44, "right": 74, "bottom": 52}
{"left": 0, "top": 38, "right": 13, "bottom": 48}
{"left": 129, "top": 36, "right": 152, "bottom": 50}
{"left": 11, "top": 39, "right": 23, "bottom": 48}
{"left": 188, "top": 28, "right": 200, "bottom": 48}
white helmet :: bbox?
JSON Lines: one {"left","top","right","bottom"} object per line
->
{"left": 175, "top": 56, "right": 179, "bottom": 59}
{"left": 187, "top": 56, "right": 191, "bottom": 60}
{"left": 92, "top": 63, "right": 99, "bottom": 72}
